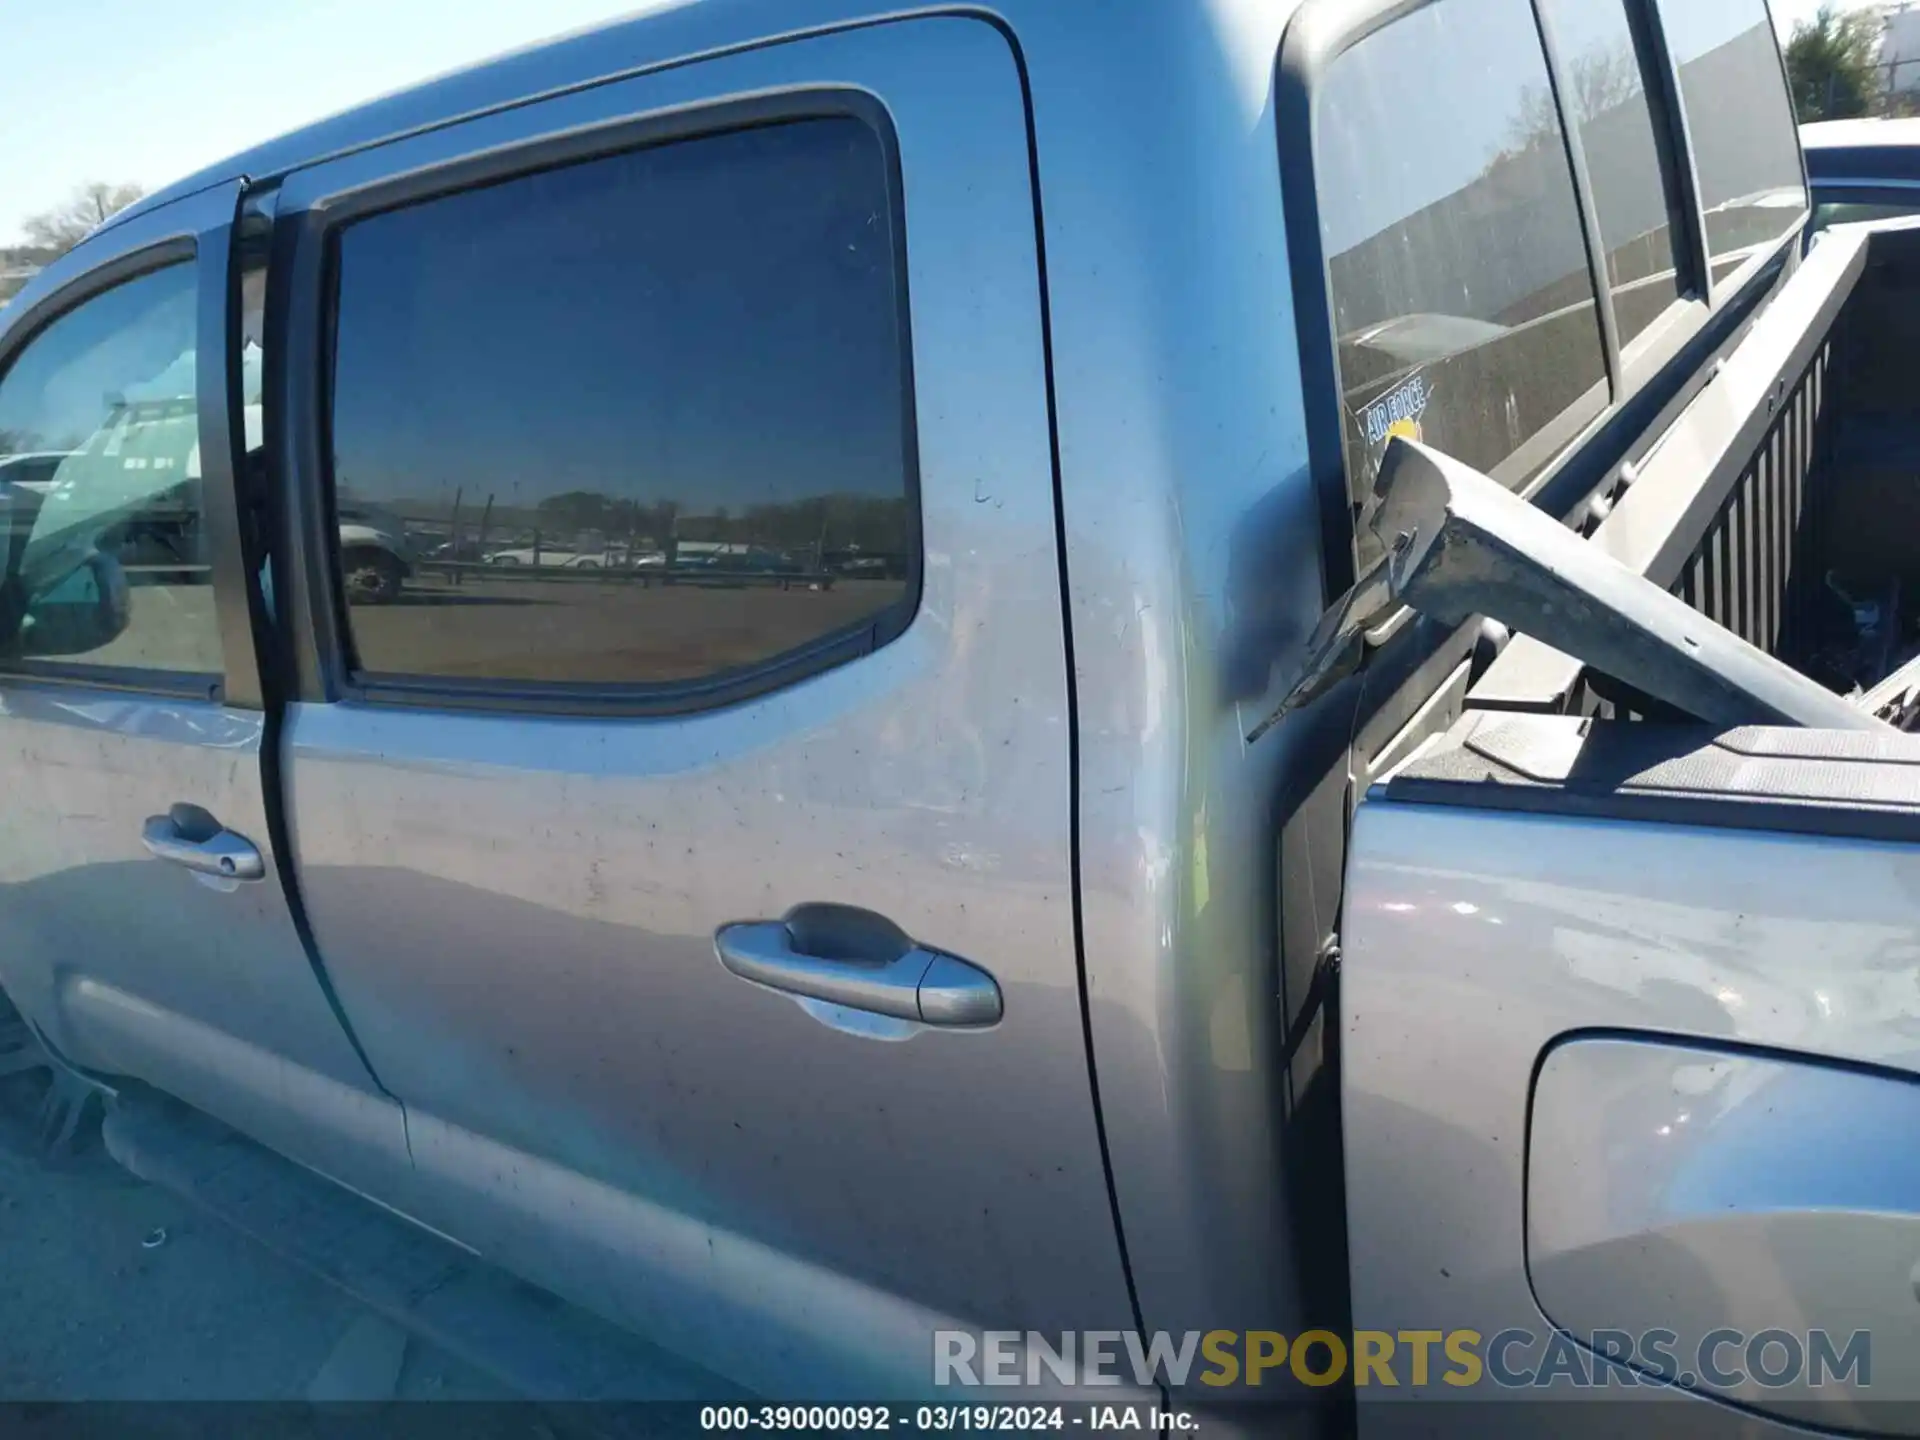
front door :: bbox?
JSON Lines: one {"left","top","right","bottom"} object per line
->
{"left": 271, "top": 18, "right": 1135, "bottom": 1398}
{"left": 0, "top": 185, "right": 406, "bottom": 1189}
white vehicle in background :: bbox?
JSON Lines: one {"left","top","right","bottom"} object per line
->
{"left": 336, "top": 502, "right": 415, "bottom": 602}
{"left": 486, "top": 527, "right": 623, "bottom": 568}
{"left": 483, "top": 534, "right": 670, "bottom": 569}
{"left": 484, "top": 546, "right": 605, "bottom": 568}
{"left": 248, "top": 387, "right": 416, "bottom": 605}
{"left": 0, "top": 451, "right": 70, "bottom": 494}
{"left": 0, "top": 452, "right": 74, "bottom": 577}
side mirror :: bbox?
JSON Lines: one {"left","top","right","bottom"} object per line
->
{"left": 8, "top": 550, "right": 132, "bottom": 658}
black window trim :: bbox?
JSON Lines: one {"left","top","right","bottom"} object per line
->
{"left": 1809, "top": 183, "right": 1920, "bottom": 212}
{"left": 1531, "top": 0, "right": 1624, "bottom": 384}
{"left": 1638, "top": 0, "right": 1812, "bottom": 308}
{"left": 1277, "top": 0, "right": 1805, "bottom": 600}
{"left": 1642, "top": 0, "right": 1715, "bottom": 308}
{"left": 1596, "top": 0, "right": 1712, "bottom": 351}
{"left": 275, "top": 87, "right": 922, "bottom": 718}
{"left": 0, "top": 189, "right": 261, "bottom": 707}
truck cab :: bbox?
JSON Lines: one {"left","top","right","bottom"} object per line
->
{"left": 0, "top": 0, "right": 1907, "bottom": 1433}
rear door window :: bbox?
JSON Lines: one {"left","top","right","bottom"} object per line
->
{"left": 1659, "top": 0, "right": 1807, "bottom": 283}
{"left": 1538, "top": 0, "right": 1692, "bottom": 347}
{"left": 325, "top": 116, "right": 916, "bottom": 700}
{"left": 1313, "top": 0, "right": 1607, "bottom": 532}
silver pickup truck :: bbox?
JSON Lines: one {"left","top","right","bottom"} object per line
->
{"left": 1, "top": 0, "right": 1914, "bottom": 1432}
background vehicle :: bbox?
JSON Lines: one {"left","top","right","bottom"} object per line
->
{"left": 484, "top": 531, "right": 622, "bottom": 567}
{"left": 0, "top": 452, "right": 67, "bottom": 574}
{"left": 1804, "top": 116, "right": 1920, "bottom": 229}
{"left": 335, "top": 502, "right": 414, "bottom": 602}
{"left": 425, "top": 536, "right": 488, "bottom": 563}
{"left": 0, "top": 0, "right": 1906, "bottom": 1433}
{"left": 0, "top": 451, "right": 69, "bottom": 494}
{"left": 484, "top": 546, "right": 602, "bottom": 567}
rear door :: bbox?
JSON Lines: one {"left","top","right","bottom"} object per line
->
{"left": 0, "top": 187, "right": 406, "bottom": 1186}
{"left": 269, "top": 18, "right": 1135, "bottom": 1398}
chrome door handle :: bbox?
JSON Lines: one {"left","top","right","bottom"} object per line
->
{"left": 141, "top": 809, "right": 266, "bottom": 883}
{"left": 715, "top": 914, "right": 1001, "bottom": 1028}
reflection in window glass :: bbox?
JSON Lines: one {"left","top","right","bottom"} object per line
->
{"left": 0, "top": 264, "right": 220, "bottom": 674}
{"left": 1662, "top": 0, "right": 1806, "bottom": 275}
{"left": 1315, "top": 0, "right": 1606, "bottom": 538}
{"left": 238, "top": 229, "right": 273, "bottom": 619}
{"left": 1812, "top": 198, "right": 1920, "bottom": 232}
{"left": 329, "top": 118, "right": 916, "bottom": 691}
{"left": 1539, "top": 0, "right": 1689, "bottom": 345}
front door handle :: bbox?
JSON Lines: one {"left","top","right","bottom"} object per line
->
{"left": 715, "top": 906, "right": 1001, "bottom": 1027}
{"left": 141, "top": 805, "right": 266, "bottom": 884}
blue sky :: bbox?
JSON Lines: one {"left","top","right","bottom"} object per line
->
{"left": 1772, "top": 0, "right": 1881, "bottom": 39}
{"left": 0, "top": 0, "right": 1871, "bottom": 246}
{"left": 3, "top": 0, "right": 662, "bottom": 244}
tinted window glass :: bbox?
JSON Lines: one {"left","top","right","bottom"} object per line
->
{"left": 1315, "top": 0, "right": 1606, "bottom": 536}
{"left": 1540, "top": 0, "right": 1690, "bottom": 345}
{"left": 0, "top": 264, "right": 221, "bottom": 675}
{"left": 1812, "top": 197, "right": 1920, "bottom": 232}
{"left": 1662, "top": 0, "right": 1807, "bottom": 279}
{"left": 328, "top": 117, "right": 915, "bottom": 691}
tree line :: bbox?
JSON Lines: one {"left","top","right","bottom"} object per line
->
{"left": 1787, "top": 4, "right": 1914, "bottom": 122}
{"left": 2, "top": 182, "right": 147, "bottom": 305}
{"left": 529, "top": 489, "right": 908, "bottom": 554}
{"left": 376, "top": 486, "right": 913, "bottom": 559}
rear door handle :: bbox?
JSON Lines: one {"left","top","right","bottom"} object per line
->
{"left": 715, "top": 908, "right": 1001, "bottom": 1027}
{"left": 141, "top": 806, "right": 266, "bottom": 885}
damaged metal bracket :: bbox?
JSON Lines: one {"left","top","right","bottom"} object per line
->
{"left": 1258, "top": 437, "right": 1890, "bottom": 738}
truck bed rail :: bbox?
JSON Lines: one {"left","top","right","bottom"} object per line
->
{"left": 1468, "top": 225, "right": 1871, "bottom": 714}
